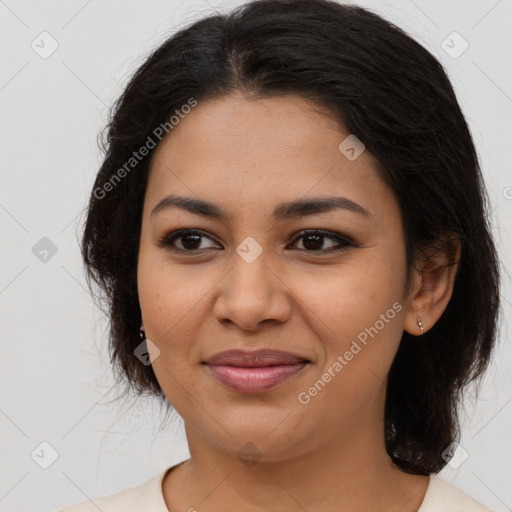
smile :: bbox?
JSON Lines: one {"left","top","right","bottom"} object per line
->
{"left": 205, "top": 362, "right": 310, "bottom": 393}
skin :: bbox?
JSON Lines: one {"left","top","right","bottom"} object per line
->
{"left": 137, "top": 92, "right": 460, "bottom": 512}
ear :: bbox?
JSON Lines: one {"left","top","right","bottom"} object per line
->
{"left": 404, "top": 233, "right": 461, "bottom": 336}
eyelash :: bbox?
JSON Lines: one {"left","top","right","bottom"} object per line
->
{"left": 156, "top": 229, "right": 357, "bottom": 254}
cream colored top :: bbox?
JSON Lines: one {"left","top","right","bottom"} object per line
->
{"left": 58, "top": 461, "right": 495, "bottom": 512}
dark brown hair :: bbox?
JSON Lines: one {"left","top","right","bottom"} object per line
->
{"left": 80, "top": 0, "right": 501, "bottom": 475}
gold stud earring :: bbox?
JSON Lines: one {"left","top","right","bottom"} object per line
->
{"left": 417, "top": 317, "right": 424, "bottom": 332}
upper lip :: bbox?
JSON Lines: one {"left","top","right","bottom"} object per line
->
{"left": 204, "top": 349, "right": 310, "bottom": 367}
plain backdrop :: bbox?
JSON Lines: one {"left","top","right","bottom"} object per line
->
{"left": 1, "top": 0, "right": 511, "bottom": 511}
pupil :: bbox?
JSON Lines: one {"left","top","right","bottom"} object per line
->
{"left": 303, "top": 234, "right": 323, "bottom": 250}
{"left": 182, "top": 234, "right": 201, "bottom": 250}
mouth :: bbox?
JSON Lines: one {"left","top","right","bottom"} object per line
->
{"left": 202, "top": 349, "right": 311, "bottom": 393}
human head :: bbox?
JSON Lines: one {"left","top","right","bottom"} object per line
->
{"left": 81, "top": 0, "right": 500, "bottom": 474}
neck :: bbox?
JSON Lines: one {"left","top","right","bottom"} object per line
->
{"left": 162, "top": 387, "right": 430, "bottom": 512}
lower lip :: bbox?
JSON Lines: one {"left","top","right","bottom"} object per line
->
{"left": 205, "top": 363, "right": 309, "bottom": 393}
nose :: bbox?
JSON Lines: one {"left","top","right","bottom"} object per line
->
{"left": 213, "top": 245, "right": 292, "bottom": 332}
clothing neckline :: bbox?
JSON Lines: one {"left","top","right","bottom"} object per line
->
{"left": 156, "top": 461, "right": 435, "bottom": 512}
{"left": 157, "top": 460, "right": 189, "bottom": 511}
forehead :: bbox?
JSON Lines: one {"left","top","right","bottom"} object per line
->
{"left": 152, "top": 93, "right": 346, "bottom": 163}
{"left": 145, "top": 93, "right": 394, "bottom": 220}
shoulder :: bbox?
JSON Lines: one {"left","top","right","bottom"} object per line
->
{"left": 56, "top": 469, "right": 169, "bottom": 512}
{"left": 419, "top": 474, "right": 496, "bottom": 512}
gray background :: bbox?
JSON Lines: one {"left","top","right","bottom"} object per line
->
{"left": 1, "top": 0, "right": 511, "bottom": 510}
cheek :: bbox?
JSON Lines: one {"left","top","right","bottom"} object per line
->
{"left": 137, "top": 251, "right": 218, "bottom": 377}
{"left": 289, "top": 251, "right": 407, "bottom": 385}
{"left": 293, "top": 251, "right": 405, "bottom": 334}
{"left": 295, "top": 289, "right": 405, "bottom": 430}
{"left": 138, "top": 248, "right": 197, "bottom": 332}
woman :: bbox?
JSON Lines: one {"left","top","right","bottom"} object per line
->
{"left": 60, "top": 0, "right": 501, "bottom": 510}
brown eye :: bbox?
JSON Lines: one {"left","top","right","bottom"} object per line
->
{"left": 287, "top": 230, "right": 356, "bottom": 252}
{"left": 157, "top": 229, "right": 220, "bottom": 252}
{"left": 157, "top": 228, "right": 357, "bottom": 255}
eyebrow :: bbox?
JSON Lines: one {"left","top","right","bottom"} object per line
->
{"left": 150, "top": 194, "right": 371, "bottom": 221}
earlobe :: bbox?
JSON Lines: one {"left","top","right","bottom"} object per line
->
{"left": 404, "top": 303, "right": 428, "bottom": 337}
{"left": 403, "top": 273, "right": 427, "bottom": 336}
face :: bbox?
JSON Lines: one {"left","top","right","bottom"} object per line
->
{"left": 137, "top": 92, "right": 413, "bottom": 461}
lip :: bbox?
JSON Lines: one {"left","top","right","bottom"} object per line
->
{"left": 203, "top": 349, "right": 311, "bottom": 393}
{"left": 204, "top": 349, "right": 310, "bottom": 366}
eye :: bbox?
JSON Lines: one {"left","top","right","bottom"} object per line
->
{"left": 157, "top": 229, "right": 220, "bottom": 252}
{"left": 157, "top": 228, "right": 356, "bottom": 254}
{"left": 287, "top": 229, "right": 356, "bottom": 253}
